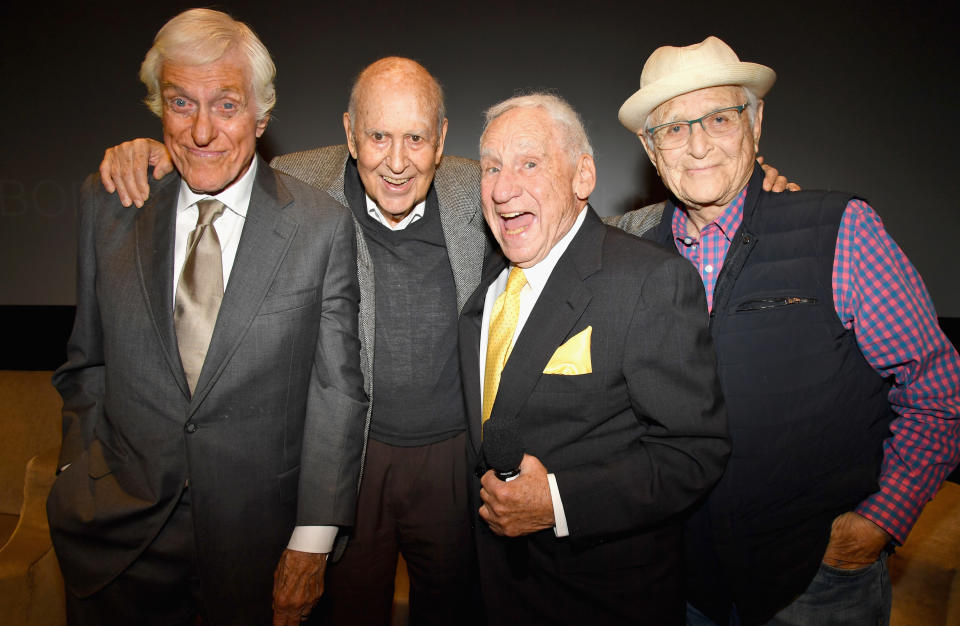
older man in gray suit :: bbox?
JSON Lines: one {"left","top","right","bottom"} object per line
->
{"left": 49, "top": 9, "right": 367, "bottom": 626}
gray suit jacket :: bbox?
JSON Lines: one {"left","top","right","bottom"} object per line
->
{"left": 271, "top": 145, "right": 491, "bottom": 452}
{"left": 47, "top": 157, "right": 368, "bottom": 624}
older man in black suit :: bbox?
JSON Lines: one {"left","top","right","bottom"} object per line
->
{"left": 460, "top": 92, "right": 730, "bottom": 625}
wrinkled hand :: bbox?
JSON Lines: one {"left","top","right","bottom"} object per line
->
{"left": 757, "top": 156, "right": 801, "bottom": 193}
{"left": 99, "top": 138, "right": 173, "bottom": 208}
{"left": 822, "top": 511, "right": 891, "bottom": 570}
{"left": 272, "top": 549, "right": 327, "bottom": 625}
{"left": 479, "top": 453, "right": 555, "bottom": 537}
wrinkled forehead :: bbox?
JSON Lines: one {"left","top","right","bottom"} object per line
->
{"left": 160, "top": 51, "right": 253, "bottom": 96}
{"left": 481, "top": 108, "right": 560, "bottom": 158}
{"left": 652, "top": 85, "right": 745, "bottom": 122}
{"left": 355, "top": 81, "right": 439, "bottom": 126}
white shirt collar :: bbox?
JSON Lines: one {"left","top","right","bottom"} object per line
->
{"left": 516, "top": 205, "right": 589, "bottom": 292}
{"left": 364, "top": 194, "right": 426, "bottom": 231}
{"left": 176, "top": 156, "right": 258, "bottom": 217}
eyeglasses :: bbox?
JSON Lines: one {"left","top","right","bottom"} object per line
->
{"left": 646, "top": 103, "right": 749, "bottom": 150}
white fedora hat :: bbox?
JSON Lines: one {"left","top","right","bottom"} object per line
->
{"left": 618, "top": 36, "right": 776, "bottom": 134}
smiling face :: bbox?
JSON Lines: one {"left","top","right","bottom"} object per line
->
{"left": 160, "top": 47, "right": 267, "bottom": 194}
{"left": 644, "top": 86, "right": 762, "bottom": 218}
{"left": 343, "top": 62, "right": 447, "bottom": 226}
{"left": 479, "top": 106, "right": 595, "bottom": 268}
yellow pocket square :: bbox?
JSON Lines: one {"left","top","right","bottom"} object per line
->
{"left": 543, "top": 326, "right": 592, "bottom": 375}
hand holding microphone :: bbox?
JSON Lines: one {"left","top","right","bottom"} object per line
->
{"left": 483, "top": 420, "right": 524, "bottom": 481}
{"left": 479, "top": 422, "right": 556, "bottom": 537}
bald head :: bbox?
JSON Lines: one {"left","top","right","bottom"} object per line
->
{"left": 348, "top": 57, "right": 445, "bottom": 143}
{"left": 342, "top": 57, "right": 449, "bottom": 225}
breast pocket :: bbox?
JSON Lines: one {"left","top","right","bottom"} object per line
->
{"left": 534, "top": 371, "right": 598, "bottom": 394}
{"left": 722, "top": 290, "right": 839, "bottom": 390}
{"left": 258, "top": 286, "right": 319, "bottom": 316}
{"left": 734, "top": 295, "right": 817, "bottom": 312}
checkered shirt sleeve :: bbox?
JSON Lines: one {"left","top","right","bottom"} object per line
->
{"left": 835, "top": 199, "right": 960, "bottom": 543}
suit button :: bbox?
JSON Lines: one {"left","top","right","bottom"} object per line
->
{"left": 184, "top": 422, "right": 198, "bottom": 434}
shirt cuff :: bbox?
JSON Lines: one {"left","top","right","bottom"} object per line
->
{"left": 548, "top": 473, "right": 569, "bottom": 538}
{"left": 287, "top": 526, "right": 338, "bottom": 553}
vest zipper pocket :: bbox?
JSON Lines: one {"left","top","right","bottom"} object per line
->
{"left": 736, "top": 296, "right": 817, "bottom": 312}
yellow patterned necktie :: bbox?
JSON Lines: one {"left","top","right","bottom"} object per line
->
{"left": 482, "top": 267, "right": 527, "bottom": 427}
{"left": 175, "top": 198, "right": 226, "bottom": 395}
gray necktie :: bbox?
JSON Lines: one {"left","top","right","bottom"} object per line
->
{"left": 175, "top": 199, "right": 226, "bottom": 395}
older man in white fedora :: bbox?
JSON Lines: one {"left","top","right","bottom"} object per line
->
{"left": 609, "top": 36, "right": 960, "bottom": 626}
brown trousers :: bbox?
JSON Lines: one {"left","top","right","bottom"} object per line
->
{"left": 313, "top": 432, "right": 481, "bottom": 626}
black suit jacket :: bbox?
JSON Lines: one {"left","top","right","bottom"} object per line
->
{"left": 459, "top": 209, "right": 730, "bottom": 623}
{"left": 47, "top": 157, "right": 368, "bottom": 624}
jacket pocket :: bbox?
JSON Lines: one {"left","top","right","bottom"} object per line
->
{"left": 278, "top": 465, "right": 300, "bottom": 503}
{"left": 86, "top": 438, "right": 116, "bottom": 479}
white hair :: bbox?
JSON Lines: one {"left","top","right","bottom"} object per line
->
{"left": 481, "top": 92, "right": 594, "bottom": 164}
{"left": 140, "top": 8, "right": 276, "bottom": 121}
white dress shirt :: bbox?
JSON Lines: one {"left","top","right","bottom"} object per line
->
{"left": 479, "top": 206, "right": 589, "bottom": 538}
{"left": 173, "top": 159, "right": 257, "bottom": 303}
{"left": 174, "top": 158, "right": 337, "bottom": 554}
{"left": 364, "top": 194, "right": 426, "bottom": 230}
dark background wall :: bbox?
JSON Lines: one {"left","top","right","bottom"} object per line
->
{"left": 2, "top": 0, "right": 957, "bottom": 322}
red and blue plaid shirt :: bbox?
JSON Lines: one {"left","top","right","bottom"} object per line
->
{"left": 672, "top": 188, "right": 960, "bottom": 543}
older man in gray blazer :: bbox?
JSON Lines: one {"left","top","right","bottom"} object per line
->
{"left": 270, "top": 59, "right": 491, "bottom": 625}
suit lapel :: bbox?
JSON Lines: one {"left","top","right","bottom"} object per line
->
{"left": 189, "top": 157, "right": 298, "bottom": 409}
{"left": 435, "top": 163, "right": 488, "bottom": 314}
{"left": 326, "top": 154, "right": 349, "bottom": 207}
{"left": 489, "top": 210, "right": 605, "bottom": 427}
{"left": 135, "top": 174, "right": 190, "bottom": 397}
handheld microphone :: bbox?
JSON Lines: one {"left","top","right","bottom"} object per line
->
{"left": 483, "top": 422, "right": 524, "bottom": 481}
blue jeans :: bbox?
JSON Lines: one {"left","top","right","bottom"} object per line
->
{"left": 687, "top": 554, "right": 891, "bottom": 626}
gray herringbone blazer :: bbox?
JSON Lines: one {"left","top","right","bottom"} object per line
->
{"left": 601, "top": 201, "right": 666, "bottom": 237}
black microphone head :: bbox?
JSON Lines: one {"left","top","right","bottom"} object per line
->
{"left": 483, "top": 420, "right": 524, "bottom": 475}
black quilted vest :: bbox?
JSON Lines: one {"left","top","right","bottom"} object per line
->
{"left": 645, "top": 166, "right": 894, "bottom": 625}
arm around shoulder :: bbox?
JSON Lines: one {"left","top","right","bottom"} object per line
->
{"left": 602, "top": 201, "right": 666, "bottom": 238}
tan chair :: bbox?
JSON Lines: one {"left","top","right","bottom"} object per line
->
{"left": 391, "top": 555, "right": 410, "bottom": 626}
{"left": 0, "top": 371, "right": 66, "bottom": 626}
{"left": 890, "top": 480, "right": 960, "bottom": 626}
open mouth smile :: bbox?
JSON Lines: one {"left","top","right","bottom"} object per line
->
{"left": 500, "top": 211, "right": 534, "bottom": 235}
